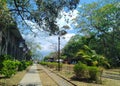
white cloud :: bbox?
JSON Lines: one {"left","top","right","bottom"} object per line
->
{"left": 23, "top": 32, "right": 75, "bottom": 57}
{"left": 25, "top": 20, "right": 44, "bottom": 33}
{"left": 39, "top": 33, "right": 75, "bottom": 55}
{"left": 56, "top": 9, "right": 79, "bottom": 30}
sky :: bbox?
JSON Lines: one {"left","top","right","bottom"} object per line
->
{"left": 80, "top": 0, "right": 97, "bottom": 3}
{"left": 21, "top": 0, "right": 97, "bottom": 59}
{"left": 22, "top": 10, "right": 78, "bottom": 58}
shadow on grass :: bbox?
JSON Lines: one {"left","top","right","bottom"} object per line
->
{"left": 0, "top": 76, "right": 8, "bottom": 86}
{"left": 0, "top": 76, "right": 5, "bottom": 79}
{"left": 70, "top": 76, "right": 100, "bottom": 84}
{"left": 71, "top": 76, "right": 89, "bottom": 82}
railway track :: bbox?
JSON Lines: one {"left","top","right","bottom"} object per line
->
{"left": 38, "top": 65, "right": 77, "bottom": 86}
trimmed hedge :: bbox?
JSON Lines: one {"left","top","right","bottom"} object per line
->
{"left": 88, "top": 66, "right": 100, "bottom": 81}
{"left": 74, "top": 62, "right": 102, "bottom": 83}
{"left": 74, "top": 62, "right": 89, "bottom": 79}
{"left": 39, "top": 61, "right": 48, "bottom": 66}
{"left": 39, "top": 61, "right": 63, "bottom": 70}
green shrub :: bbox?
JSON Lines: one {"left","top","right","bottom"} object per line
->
{"left": 48, "top": 62, "right": 63, "bottom": 69}
{"left": 74, "top": 62, "right": 89, "bottom": 79}
{"left": 48, "top": 62, "right": 58, "bottom": 68}
{"left": 18, "top": 61, "right": 27, "bottom": 71}
{"left": 29, "top": 61, "right": 33, "bottom": 65}
{"left": 74, "top": 62, "right": 102, "bottom": 83}
{"left": 26, "top": 61, "right": 33, "bottom": 66}
{"left": 88, "top": 66, "right": 100, "bottom": 82}
{"left": 39, "top": 61, "right": 48, "bottom": 66}
{"left": 1, "top": 60, "right": 17, "bottom": 78}
{"left": 0, "top": 55, "right": 13, "bottom": 71}
{"left": 40, "top": 61, "right": 62, "bottom": 70}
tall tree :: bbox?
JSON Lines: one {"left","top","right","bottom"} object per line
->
{"left": 74, "top": 0, "right": 120, "bottom": 66}
{"left": 62, "top": 35, "right": 84, "bottom": 59}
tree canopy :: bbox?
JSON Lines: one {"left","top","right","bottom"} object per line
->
{"left": 0, "top": 0, "right": 15, "bottom": 30}
{"left": 72, "top": 0, "right": 120, "bottom": 67}
{"left": 7, "top": 0, "right": 80, "bottom": 35}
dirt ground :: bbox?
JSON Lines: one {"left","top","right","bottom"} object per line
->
{"left": 37, "top": 65, "right": 58, "bottom": 86}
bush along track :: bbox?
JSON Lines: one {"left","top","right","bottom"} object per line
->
{"left": 0, "top": 55, "right": 33, "bottom": 78}
{"left": 74, "top": 62, "right": 103, "bottom": 84}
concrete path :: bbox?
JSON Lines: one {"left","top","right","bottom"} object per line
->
{"left": 18, "top": 64, "right": 42, "bottom": 86}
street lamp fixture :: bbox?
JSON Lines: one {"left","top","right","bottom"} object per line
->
{"left": 57, "top": 30, "right": 67, "bottom": 71}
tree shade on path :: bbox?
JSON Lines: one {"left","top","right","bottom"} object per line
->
{"left": 18, "top": 64, "right": 42, "bottom": 86}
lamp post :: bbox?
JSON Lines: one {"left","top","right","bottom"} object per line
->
{"left": 58, "top": 36, "right": 60, "bottom": 71}
{"left": 57, "top": 30, "right": 67, "bottom": 71}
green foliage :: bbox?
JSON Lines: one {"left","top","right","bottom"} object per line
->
{"left": 18, "top": 61, "right": 27, "bottom": 71}
{"left": 75, "top": 45, "right": 110, "bottom": 68}
{"left": 62, "top": 35, "right": 84, "bottom": 59}
{"left": 8, "top": 0, "right": 80, "bottom": 35}
{"left": 0, "top": 54, "right": 13, "bottom": 60}
{"left": 62, "top": 34, "right": 110, "bottom": 68}
{"left": 18, "top": 60, "right": 33, "bottom": 71}
{"left": 26, "top": 61, "right": 33, "bottom": 66}
{"left": 0, "top": 54, "right": 32, "bottom": 78}
{"left": 0, "top": 0, "right": 14, "bottom": 30}
{"left": 60, "top": 55, "right": 67, "bottom": 59}
{"left": 43, "top": 56, "right": 50, "bottom": 61}
{"left": 74, "top": 62, "right": 102, "bottom": 83}
{"left": 14, "top": 60, "right": 21, "bottom": 68}
{"left": 39, "top": 61, "right": 48, "bottom": 66}
{"left": 40, "top": 61, "right": 62, "bottom": 70}
{"left": 0, "top": 55, "right": 13, "bottom": 71}
{"left": 88, "top": 66, "right": 100, "bottom": 82}
{"left": 43, "top": 52, "right": 57, "bottom": 61}
{"left": 74, "top": 0, "right": 120, "bottom": 67}
{"left": 1, "top": 60, "right": 18, "bottom": 78}
{"left": 47, "top": 62, "right": 58, "bottom": 68}
{"left": 74, "top": 62, "right": 89, "bottom": 79}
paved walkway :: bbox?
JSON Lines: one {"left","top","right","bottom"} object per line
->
{"left": 18, "top": 64, "right": 42, "bottom": 86}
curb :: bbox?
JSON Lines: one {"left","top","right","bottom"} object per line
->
{"left": 48, "top": 69, "right": 77, "bottom": 86}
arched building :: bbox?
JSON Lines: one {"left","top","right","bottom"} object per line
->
{"left": 0, "top": 25, "right": 31, "bottom": 61}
